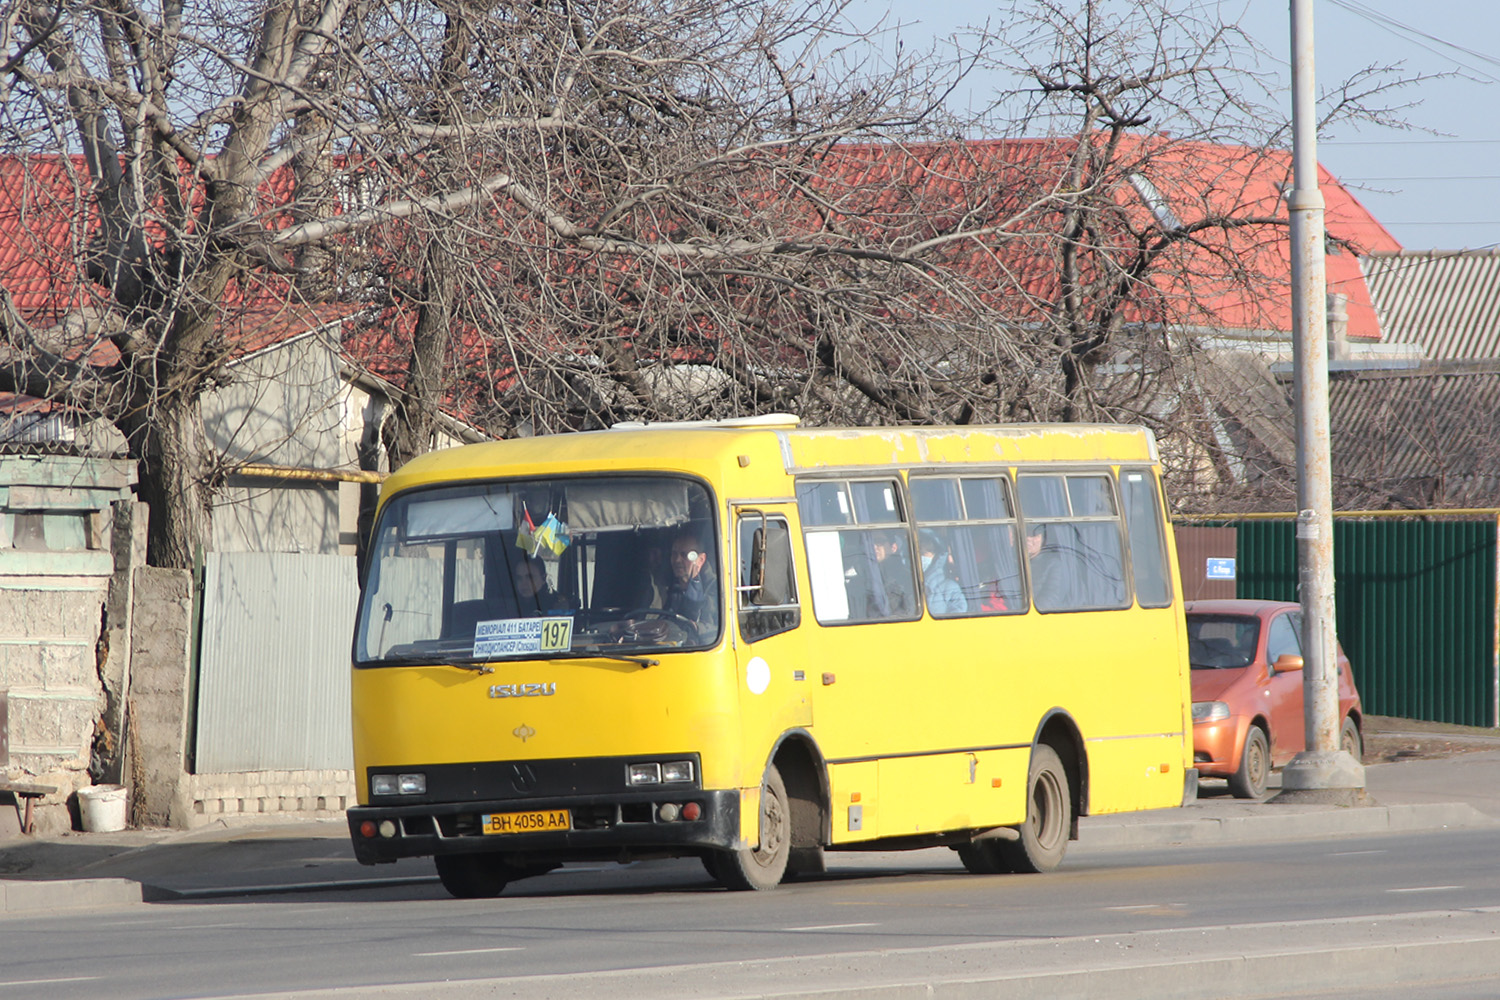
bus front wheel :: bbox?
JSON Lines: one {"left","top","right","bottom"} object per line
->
{"left": 435, "top": 853, "right": 511, "bottom": 898}
{"left": 711, "top": 763, "right": 791, "bottom": 891}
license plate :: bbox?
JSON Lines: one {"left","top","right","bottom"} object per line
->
{"left": 480, "top": 809, "right": 571, "bottom": 835}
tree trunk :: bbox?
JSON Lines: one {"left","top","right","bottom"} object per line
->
{"left": 129, "top": 395, "right": 214, "bottom": 570}
{"left": 385, "top": 239, "right": 454, "bottom": 470}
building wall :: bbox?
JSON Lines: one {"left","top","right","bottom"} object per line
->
{"left": 206, "top": 331, "right": 349, "bottom": 555}
{"left": 0, "top": 456, "right": 137, "bottom": 834}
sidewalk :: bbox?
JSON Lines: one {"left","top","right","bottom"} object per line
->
{"left": 5, "top": 746, "right": 1499, "bottom": 916}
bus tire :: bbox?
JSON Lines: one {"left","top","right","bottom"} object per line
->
{"left": 956, "top": 840, "right": 1009, "bottom": 875}
{"left": 995, "top": 744, "right": 1072, "bottom": 874}
{"left": 712, "top": 763, "right": 791, "bottom": 891}
{"left": 435, "top": 853, "right": 511, "bottom": 898}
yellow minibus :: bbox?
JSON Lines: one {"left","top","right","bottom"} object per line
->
{"left": 348, "top": 417, "right": 1194, "bottom": 895}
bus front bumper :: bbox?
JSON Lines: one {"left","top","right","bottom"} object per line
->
{"left": 347, "top": 788, "right": 742, "bottom": 865}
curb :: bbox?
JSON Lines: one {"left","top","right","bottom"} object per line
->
{"left": 1078, "top": 801, "right": 1495, "bottom": 849}
{"left": 142, "top": 874, "right": 439, "bottom": 902}
{"left": 0, "top": 877, "right": 141, "bottom": 914}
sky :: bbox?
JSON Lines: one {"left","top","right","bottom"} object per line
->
{"left": 842, "top": 0, "right": 1500, "bottom": 251}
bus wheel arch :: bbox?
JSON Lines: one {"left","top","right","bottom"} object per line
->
{"left": 1033, "top": 709, "right": 1088, "bottom": 837}
{"left": 709, "top": 732, "right": 827, "bottom": 890}
{"left": 711, "top": 760, "right": 791, "bottom": 890}
{"left": 771, "top": 732, "right": 829, "bottom": 879}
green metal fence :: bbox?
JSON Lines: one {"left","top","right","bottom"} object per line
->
{"left": 1231, "top": 519, "right": 1498, "bottom": 728}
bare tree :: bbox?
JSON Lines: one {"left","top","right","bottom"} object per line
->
{"left": 0, "top": 0, "right": 964, "bottom": 565}
{"left": 0, "top": 0, "right": 1433, "bottom": 567}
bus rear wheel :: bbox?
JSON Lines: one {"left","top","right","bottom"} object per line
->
{"left": 710, "top": 763, "right": 790, "bottom": 891}
{"left": 435, "top": 853, "right": 512, "bottom": 898}
{"left": 996, "top": 744, "right": 1072, "bottom": 874}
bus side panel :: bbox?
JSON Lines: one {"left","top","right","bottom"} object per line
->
{"left": 876, "top": 748, "right": 1028, "bottom": 838}
{"left": 1084, "top": 734, "right": 1188, "bottom": 814}
{"left": 826, "top": 760, "right": 880, "bottom": 844}
{"left": 799, "top": 606, "right": 1186, "bottom": 834}
{"left": 1023, "top": 606, "right": 1187, "bottom": 815}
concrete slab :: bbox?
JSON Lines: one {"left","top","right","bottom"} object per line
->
{"left": 0, "top": 876, "right": 140, "bottom": 913}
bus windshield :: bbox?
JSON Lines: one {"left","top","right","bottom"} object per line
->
{"left": 354, "top": 475, "right": 719, "bottom": 665}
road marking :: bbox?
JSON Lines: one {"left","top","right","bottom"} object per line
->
{"left": 784, "top": 922, "right": 879, "bottom": 931}
{"left": 1329, "top": 850, "right": 1387, "bottom": 857}
{"left": 166, "top": 922, "right": 247, "bottom": 930}
{"left": 1388, "top": 886, "right": 1464, "bottom": 893}
{"left": 0, "top": 977, "right": 102, "bottom": 988}
{"left": 414, "top": 946, "right": 524, "bottom": 957}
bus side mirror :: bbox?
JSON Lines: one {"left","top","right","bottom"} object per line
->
{"left": 737, "top": 514, "right": 769, "bottom": 605}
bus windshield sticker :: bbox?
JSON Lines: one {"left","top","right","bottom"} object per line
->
{"left": 473, "top": 617, "right": 574, "bottom": 658}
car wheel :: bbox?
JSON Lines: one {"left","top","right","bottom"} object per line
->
{"left": 710, "top": 763, "right": 791, "bottom": 891}
{"left": 1340, "top": 717, "right": 1363, "bottom": 762}
{"left": 435, "top": 854, "right": 511, "bottom": 899}
{"left": 1228, "top": 726, "right": 1269, "bottom": 799}
{"left": 993, "top": 744, "right": 1072, "bottom": 874}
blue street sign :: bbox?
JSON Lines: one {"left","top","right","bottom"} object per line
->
{"left": 1206, "top": 557, "right": 1237, "bottom": 580}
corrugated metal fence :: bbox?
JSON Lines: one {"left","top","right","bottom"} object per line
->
{"left": 195, "top": 552, "right": 359, "bottom": 773}
{"left": 1220, "top": 519, "right": 1499, "bottom": 728}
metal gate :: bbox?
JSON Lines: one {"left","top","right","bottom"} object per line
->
{"left": 1231, "top": 519, "right": 1499, "bottom": 728}
{"left": 194, "top": 552, "right": 359, "bottom": 772}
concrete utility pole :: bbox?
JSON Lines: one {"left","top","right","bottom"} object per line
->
{"left": 1279, "top": 0, "right": 1365, "bottom": 801}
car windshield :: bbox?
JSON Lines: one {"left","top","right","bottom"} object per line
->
{"left": 1186, "top": 613, "right": 1260, "bottom": 669}
{"left": 354, "top": 475, "right": 719, "bottom": 665}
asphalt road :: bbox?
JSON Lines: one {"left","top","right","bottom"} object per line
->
{"left": 6, "top": 825, "right": 1500, "bottom": 1000}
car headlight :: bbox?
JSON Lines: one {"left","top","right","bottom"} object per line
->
{"left": 1192, "top": 701, "right": 1230, "bottom": 723}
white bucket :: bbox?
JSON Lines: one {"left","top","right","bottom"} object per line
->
{"left": 77, "top": 784, "right": 129, "bottom": 833}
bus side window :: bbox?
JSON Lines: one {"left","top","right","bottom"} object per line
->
{"left": 1121, "top": 471, "right": 1173, "bottom": 607}
{"left": 797, "top": 478, "right": 918, "bottom": 625}
{"left": 910, "top": 475, "right": 1024, "bottom": 617}
{"left": 738, "top": 517, "right": 801, "bottom": 641}
{"left": 1019, "top": 474, "right": 1129, "bottom": 613}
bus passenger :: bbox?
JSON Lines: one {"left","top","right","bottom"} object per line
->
{"left": 858, "top": 529, "right": 915, "bottom": 619}
{"left": 513, "top": 558, "right": 569, "bottom": 615}
{"left": 1025, "top": 523, "right": 1069, "bottom": 612}
{"left": 918, "top": 530, "right": 968, "bottom": 616}
{"left": 665, "top": 530, "right": 719, "bottom": 636}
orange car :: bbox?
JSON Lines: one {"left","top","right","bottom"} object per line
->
{"left": 1186, "top": 599, "right": 1363, "bottom": 798}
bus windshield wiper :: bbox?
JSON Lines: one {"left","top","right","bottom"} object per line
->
{"left": 548, "top": 651, "right": 660, "bottom": 669}
{"left": 376, "top": 653, "right": 494, "bottom": 673}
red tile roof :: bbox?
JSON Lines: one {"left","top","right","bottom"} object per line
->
{"left": 3, "top": 139, "right": 1403, "bottom": 431}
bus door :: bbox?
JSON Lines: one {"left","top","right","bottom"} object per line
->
{"left": 732, "top": 506, "right": 813, "bottom": 759}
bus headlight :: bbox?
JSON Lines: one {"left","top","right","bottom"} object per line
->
{"left": 628, "top": 763, "right": 662, "bottom": 785}
{"left": 661, "top": 761, "right": 694, "bottom": 783}
{"left": 1192, "top": 701, "right": 1230, "bottom": 723}
{"left": 371, "top": 773, "right": 427, "bottom": 796}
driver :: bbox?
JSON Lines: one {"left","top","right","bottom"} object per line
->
{"left": 662, "top": 529, "right": 719, "bottom": 637}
